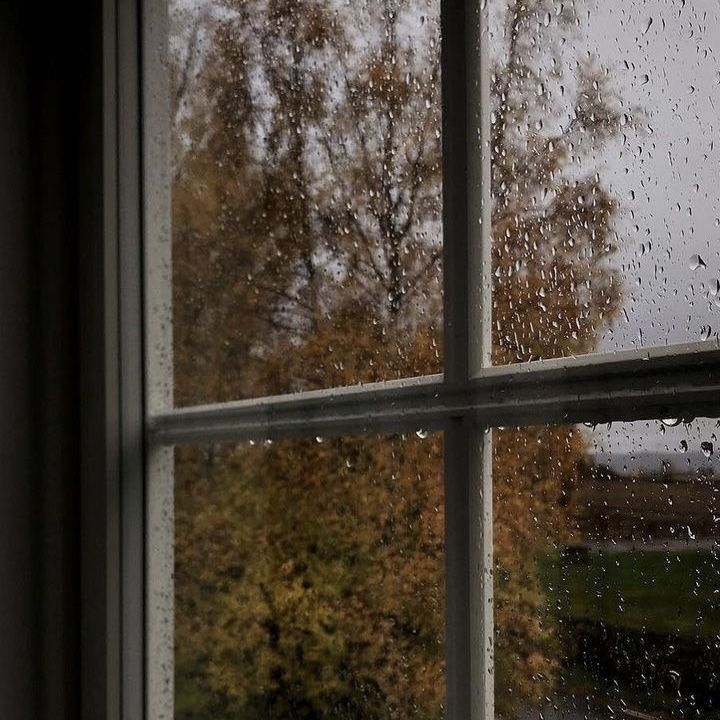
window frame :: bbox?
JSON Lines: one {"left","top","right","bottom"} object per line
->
{"left": 121, "top": 1, "right": 720, "bottom": 719}
{"left": 81, "top": 0, "right": 146, "bottom": 718}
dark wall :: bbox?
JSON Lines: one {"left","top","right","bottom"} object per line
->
{"left": 0, "top": 3, "right": 87, "bottom": 719}
{"left": 0, "top": 3, "right": 37, "bottom": 717}
{"left": 33, "top": 9, "right": 82, "bottom": 720}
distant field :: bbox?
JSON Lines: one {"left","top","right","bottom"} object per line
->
{"left": 538, "top": 549, "right": 720, "bottom": 638}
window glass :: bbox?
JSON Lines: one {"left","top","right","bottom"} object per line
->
{"left": 170, "top": 0, "right": 442, "bottom": 406}
{"left": 494, "top": 418, "right": 720, "bottom": 718}
{"left": 174, "top": 433, "right": 445, "bottom": 719}
{"left": 489, "top": 0, "right": 720, "bottom": 364}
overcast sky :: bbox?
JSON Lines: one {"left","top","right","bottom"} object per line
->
{"left": 579, "top": 0, "right": 720, "bottom": 352}
{"left": 584, "top": 416, "right": 720, "bottom": 472}
{"left": 569, "top": 0, "right": 720, "bottom": 457}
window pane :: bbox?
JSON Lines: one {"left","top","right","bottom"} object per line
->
{"left": 489, "top": 1, "right": 720, "bottom": 364}
{"left": 493, "top": 418, "right": 720, "bottom": 718}
{"left": 174, "top": 433, "right": 445, "bottom": 719}
{"left": 169, "top": 0, "right": 442, "bottom": 406}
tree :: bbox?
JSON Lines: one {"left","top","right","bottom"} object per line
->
{"left": 172, "top": 0, "right": 442, "bottom": 406}
{"left": 170, "top": 0, "right": 628, "bottom": 716}
{"left": 176, "top": 435, "right": 444, "bottom": 719}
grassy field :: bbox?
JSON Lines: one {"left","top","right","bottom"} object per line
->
{"left": 538, "top": 548, "right": 720, "bottom": 638}
{"left": 526, "top": 548, "right": 720, "bottom": 718}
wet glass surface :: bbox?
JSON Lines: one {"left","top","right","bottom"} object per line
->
{"left": 174, "top": 433, "right": 445, "bottom": 719}
{"left": 160, "top": 3, "right": 720, "bottom": 718}
{"left": 488, "top": 0, "right": 720, "bottom": 364}
{"left": 169, "top": 0, "right": 442, "bottom": 405}
{"left": 494, "top": 419, "right": 720, "bottom": 719}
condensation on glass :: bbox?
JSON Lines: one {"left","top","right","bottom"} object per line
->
{"left": 488, "top": 0, "right": 720, "bottom": 363}
{"left": 174, "top": 433, "right": 445, "bottom": 719}
{"left": 493, "top": 418, "right": 720, "bottom": 719}
{"left": 169, "top": 0, "right": 442, "bottom": 405}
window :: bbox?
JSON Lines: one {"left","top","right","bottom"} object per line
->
{"left": 140, "top": 1, "right": 720, "bottom": 719}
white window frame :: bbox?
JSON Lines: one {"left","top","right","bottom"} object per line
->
{"left": 114, "top": 1, "right": 720, "bottom": 719}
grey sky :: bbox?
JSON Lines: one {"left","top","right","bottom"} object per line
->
{"left": 582, "top": 0, "right": 720, "bottom": 351}
{"left": 570, "top": 0, "right": 720, "bottom": 457}
{"left": 586, "top": 416, "right": 720, "bottom": 471}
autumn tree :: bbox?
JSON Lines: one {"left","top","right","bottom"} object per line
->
{"left": 173, "top": 2, "right": 445, "bottom": 717}
{"left": 171, "top": 0, "right": 628, "bottom": 716}
{"left": 172, "top": 0, "right": 442, "bottom": 407}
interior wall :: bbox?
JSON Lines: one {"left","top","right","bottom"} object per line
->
{"left": 0, "top": 3, "right": 39, "bottom": 718}
{"left": 0, "top": 3, "right": 83, "bottom": 719}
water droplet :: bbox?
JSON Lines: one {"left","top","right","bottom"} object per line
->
{"left": 701, "top": 441, "right": 714, "bottom": 458}
{"left": 689, "top": 254, "right": 706, "bottom": 271}
{"left": 415, "top": 429, "right": 429, "bottom": 440}
{"left": 662, "top": 418, "right": 681, "bottom": 427}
